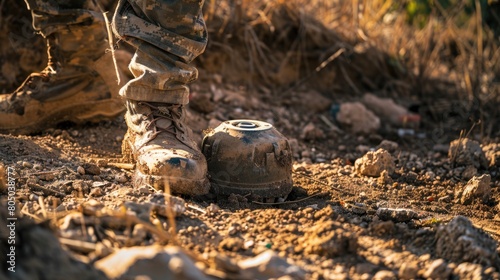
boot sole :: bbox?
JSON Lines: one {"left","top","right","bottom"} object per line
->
{"left": 132, "top": 169, "right": 210, "bottom": 196}
{"left": 0, "top": 99, "right": 124, "bottom": 135}
{"left": 122, "top": 136, "right": 210, "bottom": 196}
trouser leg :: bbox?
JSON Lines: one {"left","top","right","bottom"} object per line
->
{"left": 113, "top": 0, "right": 207, "bottom": 104}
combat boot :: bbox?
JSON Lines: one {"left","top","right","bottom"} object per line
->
{"left": 0, "top": 7, "right": 126, "bottom": 135}
{"left": 122, "top": 100, "right": 210, "bottom": 196}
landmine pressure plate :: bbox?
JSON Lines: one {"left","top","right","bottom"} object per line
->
{"left": 202, "top": 120, "right": 293, "bottom": 199}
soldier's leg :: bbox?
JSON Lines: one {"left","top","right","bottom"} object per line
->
{"left": 0, "top": 0, "right": 126, "bottom": 135}
{"left": 112, "top": 0, "right": 210, "bottom": 195}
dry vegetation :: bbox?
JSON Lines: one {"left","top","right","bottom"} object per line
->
{"left": 201, "top": 0, "right": 500, "bottom": 138}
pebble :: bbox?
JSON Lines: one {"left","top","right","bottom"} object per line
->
{"left": 448, "top": 138, "right": 488, "bottom": 169}
{"left": 33, "top": 163, "right": 43, "bottom": 170}
{"left": 138, "top": 186, "right": 150, "bottom": 195}
{"left": 377, "top": 140, "right": 399, "bottom": 153}
{"left": 115, "top": 173, "right": 128, "bottom": 183}
{"left": 372, "top": 270, "right": 396, "bottom": 280}
{"left": 355, "top": 149, "right": 395, "bottom": 177}
{"left": 77, "top": 166, "right": 85, "bottom": 175}
{"left": 22, "top": 161, "right": 33, "bottom": 168}
{"left": 460, "top": 174, "right": 491, "bottom": 205}
{"left": 238, "top": 250, "right": 306, "bottom": 279}
{"left": 89, "top": 188, "right": 103, "bottom": 197}
{"left": 352, "top": 203, "right": 367, "bottom": 215}
{"left": 132, "top": 224, "right": 147, "bottom": 243}
{"left": 422, "top": 259, "right": 451, "bottom": 279}
{"left": 83, "top": 163, "right": 101, "bottom": 175}
{"left": 398, "top": 262, "right": 418, "bottom": 279}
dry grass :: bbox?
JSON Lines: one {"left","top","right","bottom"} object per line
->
{"left": 202, "top": 0, "right": 500, "bottom": 137}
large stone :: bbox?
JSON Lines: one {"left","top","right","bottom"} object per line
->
{"left": 448, "top": 138, "right": 488, "bottom": 169}
{"left": 435, "top": 216, "right": 500, "bottom": 270}
{"left": 355, "top": 149, "right": 395, "bottom": 177}
{"left": 460, "top": 174, "right": 491, "bottom": 205}
{"left": 94, "top": 245, "right": 209, "bottom": 280}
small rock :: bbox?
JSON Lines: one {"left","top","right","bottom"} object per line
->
{"left": 449, "top": 138, "right": 488, "bottom": 169}
{"left": 436, "top": 216, "right": 500, "bottom": 270}
{"left": 398, "top": 262, "right": 418, "bottom": 279}
{"left": 132, "top": 224, "right": 147, "bottom": 243}
{"left": 238, "top": 250, "right": 306, "bottom": 280}
{"left": 96, "top": 159, "right": 108, "bottom": 167}
{"left": 33, "top": 163, "right": 43, "bottom": 171}
{"left": 89, "top": 188, "right": 103, "bottom": 197}
{"left": 335, "top": 102, "right": 380, "bottom": 134}
{"left": 219, "top": 237, "right": 244, "bottom": 252}
{"left": 22, "top": 161, "right": 33, "bottom": 169}
{"left": 83, "top": 163, "right": 101, "bottom": 175}
{"left": 355, "top": 149, "right": 395, "bottom": 177}
{"left": 38, "top": 172, "right": 56, "bottom": 181}
{"left": 372, "top": 270, "right": 396, "bottom": 280}
{"left": 77, "top": 166, "right": 85, "bottom": 175}
{"left": 301, "top": 122, "right": 325, "bottom": 141}
{"left": 423, "top": 259, "right": 451, "bottom": 279}
{"left": 352, "top": 203, "right": 367, "bottom": 215}
{"left": 453, "top": 262, "right": 484, "bottom": 279}
{"left": 377, "top": 170, "right": 392, "bottom": 185}
{"left": 482, "top": 143, "right": 500, "bottom": 167}
{"left": 95, "top": 245, "right": 209, "bottom": 280}
{"left": 461, "top": 165, "right": 477, "bottom": 180}
{"left": 377, "top": 140, "right": 399, "bottom": 153}
{"left": 355, "top": 263, "right": 377, "bottom": 275}
{"left": 115, "top": 173, "right": 128, "bottom": 183}
{"left": 206, "top": 203, "right": 220, "bottom": 214}
{"left": 138, "top": 186, "right": 150, "bottom": 195}
{"left": 460, "top": 174, "right": 491, "bottom": 205}
{"left": 376, "top": 208, "right": 417, "bottom": 222}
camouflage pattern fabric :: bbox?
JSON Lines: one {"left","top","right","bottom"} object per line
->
{"left": 23, "top": 0, "right": 105, "bottom": 37}
{"left": 24, "top": 0, "right": 207, "bottom": 105}
{"left": 112, "top": 0, "right": 207, "bottom": 105}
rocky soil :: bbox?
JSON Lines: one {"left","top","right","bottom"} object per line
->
{"left": 1, "top": 1, "right": 500, "bottom": 279}
{"left": 1, "top": 80, "right": 500, "bottom": 279}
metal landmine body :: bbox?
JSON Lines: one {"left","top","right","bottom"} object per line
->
{"left": 202, "top": 120, "right": 293, "bottom": 199}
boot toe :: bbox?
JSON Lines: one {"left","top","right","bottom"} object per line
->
{"left": 133, "top": 146, "right": 210, "bottom": 195}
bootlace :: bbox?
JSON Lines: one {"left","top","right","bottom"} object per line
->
{"left": 138, "top": 101, "right": 192, "bottom": 147}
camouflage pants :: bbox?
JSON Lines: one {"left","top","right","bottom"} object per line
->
{"left": 24, "top": 0, "right": 207, "bottom": 105}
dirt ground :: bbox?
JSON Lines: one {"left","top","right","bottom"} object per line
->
{"left": 1, "top": 1, "right": 500, "bottom": 280}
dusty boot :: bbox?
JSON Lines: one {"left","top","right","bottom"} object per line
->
{"left": 0, "top": 2, "right": 126, "bottom": 135}
{"left": 122, "top": 100, "right": 210, "bottom": 196}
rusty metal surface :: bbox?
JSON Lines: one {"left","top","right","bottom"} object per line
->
{"left": 202, "top": 120, "right": 293, "bottom": 198}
